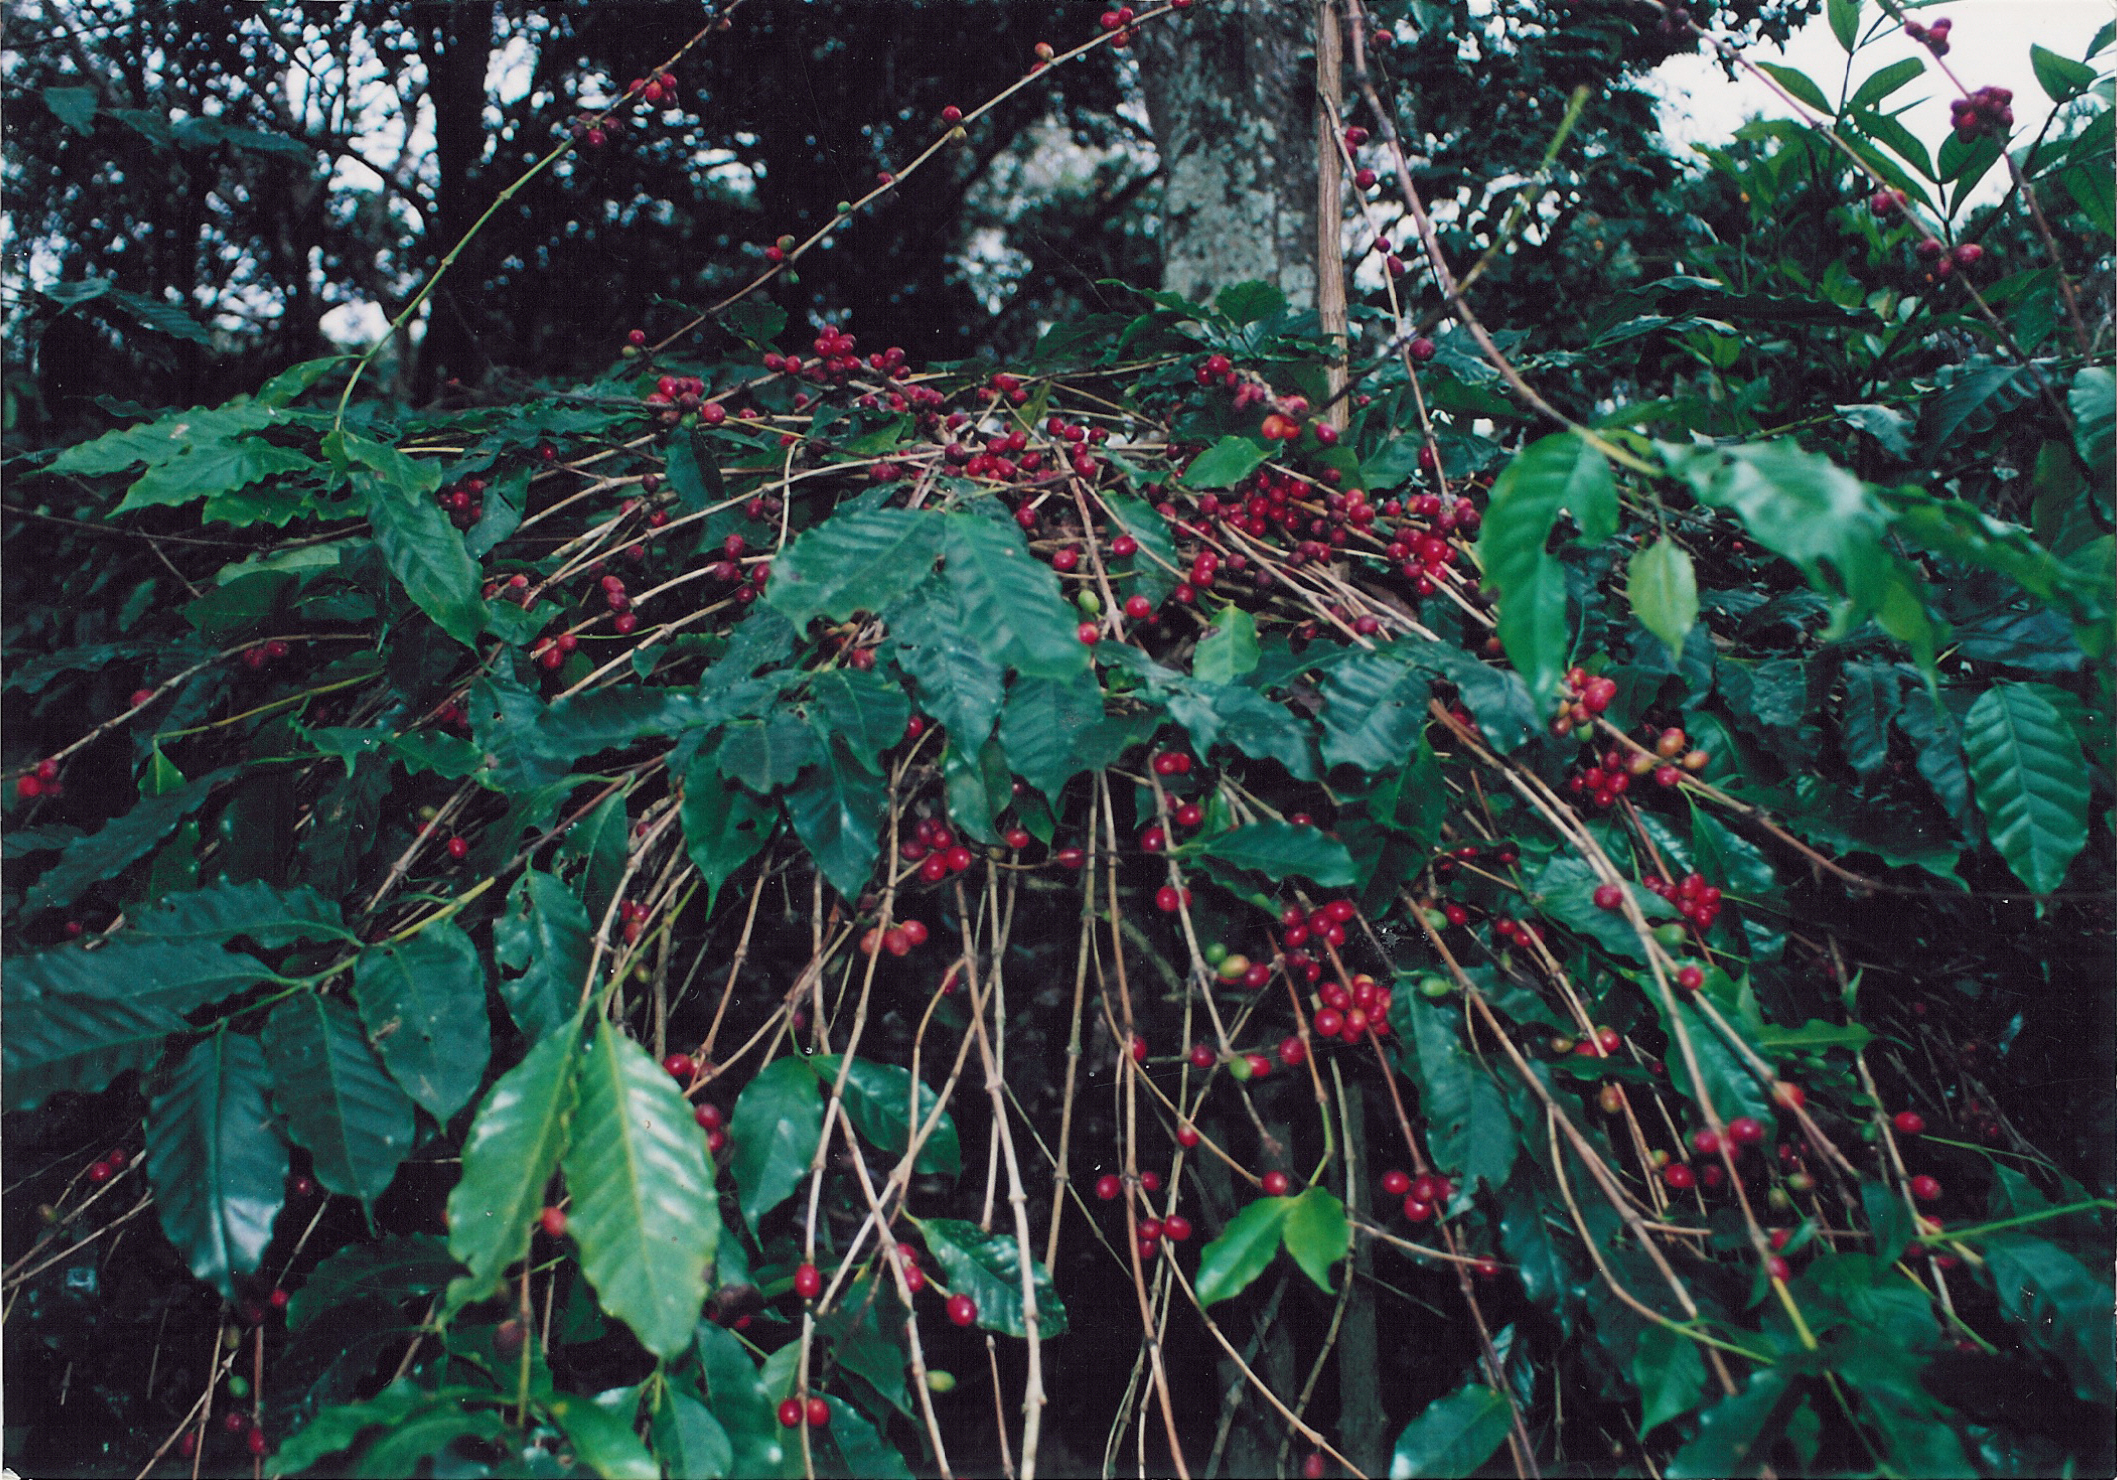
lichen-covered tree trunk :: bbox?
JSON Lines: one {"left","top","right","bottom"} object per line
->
{"left": 1137, "top": 0, "right": 1318, "bottom": 311}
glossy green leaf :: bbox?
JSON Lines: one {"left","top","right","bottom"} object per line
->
{"left": 7, "top": 927, "right": 267, "bottom": 1016}
{"left": 1000, "top": 672, "right": 1107, "bottom": 798}
{"left": 546, "top": 1390, "right": 660, "bottom": 1480}
{"left": 494, "top": 869, "right": 594, "bottom": 1041}
{"left": 811, "top": 1054, "right": 961, "bottom": 1177}
{"left": 21, "top": 767, "right": 235, "bottom": 914}
{"left": 1317, "top": 649, "right": 1431, "bottom": 773}
{"left": 680, "top": 756, "right": 773, "bottom": 914}
{"left": 562, "top": 1022, "right": 721, "bottom": 1360}
{"left": 1634, "top": 1325, "right": 1708, "bottom": 1434}
{"left": 1658, "top": 998, "right": 1776, "bottom": 1129}
{"left": 1984, "top": 1233, "right": 2114, "bottom": 1402}
{"left": 262, "top": 995, "right": 415, "bottom": 1209}
{"left": 784, "top": 732, "right": 886, "bottom": 900}
{"left": 1102, "top": 492, "right": 1179, "bottom": 605}
{"left": 1529, "top": 854, "right": 1675, "bottom": 960}
{"left": 717, "top": 713, "right": 819, "bottom": 792}
{"left": 918, "top": 1217, "right": 1067, "bottom": 1338}
{"left": 555, "top": 790, "right": 629, "bottom": 925}
{"left": 445, "top": 1023, "right": 579, "bottom": 1310}
{"left": 2070, "top": 366, "right": 2115, "bottom": 486}
{"left": 767, "top": 508, "right": 942, "bottom": 630}
{"left": 1181, "top": 434, "right": 1270, "bottom": 489}
{"left": 1193, "top": 1195, "right": 1292, "bottom": 1307}
{"left": 652, "top": 1387, "right": 734, "bottom": 1480}
{"left": 2, "top": 989, "right": 184, "bottom": 1111}
{"left": 1197, "top": 820, "right": 1357, "bottom": 886}
{"left": 267, "top": 1381, "right": 469, "bottom": 1477}
{"left": 1755, "top": 62, "right": 1830, "bottom": 112}
{"left": 1388, "top": 1383, "right": 1512, "bottom": 1478}
{"left": 1193, "top": 603, "right": 1259, "bottom": 684}
{"left": 1665, "top": 1370, "right": 1792, "bottom": 1479}
{"left": 1963, "top": 683, "right": 2089, "bottom": 894}
{"left": 885, "top": 577, "right": 1007, "bottom": 744}
{"left": 286, "top": 1234, "right": 456, "bottom": 1332}
{"left": 942, "top": 512, "right": 1089, "bottom": 680}
{"left": 816, "top": 1394, "right": 915, "bottom": 1479}
{"left": 42, "top": 84, "right": 96, "bottom": 133}
{"left": 1480, "top": 434, "right": 1615, "bottom": 704}
{"left": 353, "top": 921, "right": 490, "bottom": 1121}
{"left": 1826, "top": 0, "right": 1859, "bottom": 52}
{"left": 357, "top": 471, "right": 486, "bottom": 649}
{"left": 692, "top": 1322, "right": 791, "bottom": 1478}
{"left": 2030, "top": 43, "right": 2099, "bottom": 101}
{"left": 1628, "top": 537, "right": 1699, "bottom": 661}
{"left": 1280, "top": 1187, "right": 1350, "bottom": 1293}
{"left": 730, "top": 1056, "right": 823, "bottom": 1235}
{"left": 1848, "top": 56, "right": 1924, "bottom": 111}
{"left": 132, "top": 879, "right": 353, "bottom": 946}
{"left": 146, "top": 1033, "right": 287, "bottom": 1298}
{"left": 811, "top": 669, "right": 911, "bottom": 771}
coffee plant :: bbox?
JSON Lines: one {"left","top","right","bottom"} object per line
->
{"left": 4, "top": 2, "right": 2111, "bottom": 1476}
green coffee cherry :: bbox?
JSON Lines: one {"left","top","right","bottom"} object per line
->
{"left": 1076, "top": 589, "right": 1103, "bottom": 617}
{"left": 926, "top": 1370, "right": 957, "bottom": 1393}
{"left": 1202, "top": 942, "right": 1229, "bottom": 967}
{"left": 1417, "top": 974, "right": 1453, "bottom": 999}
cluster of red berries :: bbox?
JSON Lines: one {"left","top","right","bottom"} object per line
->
{"left": 1386, "top": 497, "right": 1474, "bottom": 596}
{"left": 1950, "top": 84, "right": 2014, "bottom": 141}
{"left": 1095, "top": 5, "right": 1140, "bottom": 47}
{"left": 1564, "top": 748, "right": 1639, "bottom": 810}
{"left": 642, "top": 371, "right": 719, "bottom": 424}
{"left": 617, "top": 898, "right": 654, "bottom": 944}
{"left": 530, "top": 628, "right": 582, "bottom": 671}
{"left": 202, "top": 1411, "right": 270, "bottom": 1457}
{"left": 1642, "top": 870, "right": 1724, "bottom": 931}
{"left": 1344, "top": 123, "right": 1380, "bottom": 192}
{"left": 627, "top": 71, "right": 678, "bottom": 106}
{"left": 900, "top": 816, "right": 980, "bottom": 884}
{"left": 482, "top": 570, "right": 535, "bottom": 604}
{"left": 15, "top": 756, "right": 63, "bottom": 800}
{"left": 240, "top": 638, "right": 294, "bottom": 672}
{"left": 1912, "top": 236, "right": 1984, "bottom": 282}
{"left": 694, "top": 1099, "right": 727, "bottom": 1152}
{"left": 858, "top": 916, "right": 932, "bottom": 957}
{"left": 777, "top": 1395, "right": 832, "bottom": 1429}
{"left": 1492, "top": 915, "right": 1547, "bottom": 950}
{"left": 1868, "top": 187, "right": 1910, "bottom": 218}
{"left": 1379, "top": 1168, "right": 1455, "bottom": 1223}
{"left": 1309, "top": 970, "right": 1395, "bottom": 1045}
{"left": 1429, "top": 839, "right": 1519, "bottom": 882}
{"left": 1903, "top": 14, "right": 1953, "bottom": 53}
{"left": 1550, "top": 665, "right": 1617, "bottom": 736}
{"left": 83, "top": 1145, "right": 128, "bottom": 1184}
{"left": 435, "top": 476, "right": 487, "bottom": 529}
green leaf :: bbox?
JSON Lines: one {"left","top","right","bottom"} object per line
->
{"left": 681, "top": 757, "right": 774, "bottom": 914}
{"left": 146, "top": 1033, "right": 287, "bottom": 1299}
{"left": 1317, "top": 649, "right": 1432, "bottom": 773}
{"left": 268, "top": 1381, "right": 464, "bottom": 1477}
{"left": 555, "top": 790, "right": 629, "bottom": 925}
{"left": 1658, "top": 998, "right": 1776, "bottom": 1129}
{"left": 445, "top": 1023, "right": 580, "bottom": 1310}
{"left": 664, "top": 428, "right": 723, "bottom": 512}
{"left": 1923, "top": 364, "right": 2042, "bottom": 462}
{"left": 1984, "top": 1233, "right": 2114, "bottom": 1403}
{"left": 999, "top": 672, "right": 1107, "bottom": 798}
{"left": 767, "top": 508, "right": 942, "bottom": 630}
{"left": 262, "top": 995, "right": 415, "bottom": 1210}
{"left": 692, "top": 1322, "right": 791, "bottom": 1478}
{"left": 885, "top": 578, "right": 1007, "bottom": 744}
{"left": 1963, "top": 683, "right": 2090, "bottom": 894}
{"left": 816, "top": 1394, "right": 915, "bottom": 1480}
{"left": 287, "top": 1234, "right": 456, "bottom": 1332}
{"left": 651, "top": 1388, "right": 734, "bottom": 1480}
{"left": 1197, "top": 821, "right": 1358, "bottom": 886}
{"left": 1826, "top": 0, "right": 1860, "bottom": 53}
{"left": 1838, "top": 660, "right": 1902, "bottom": 775}
{"left": 1628, "top": 538, "right": 1699, "bottom": 661}
{"left": 918, "top": 1217, "right": 1067, "bottom": 1338}
{"left": 1193, "top": 1195, "right": 1292, "bottom": 1306}
{"left": 1193, "top": 604, "right": 1260, "bottom": 684}
{"left": 811, "top": 1055, "right": 961, "bottom": 1178}
{"left": 132, "top": 879, "right": 352, "bottom": 946}
{"left": 784, "top": 733, "right": 886, "bottom": 900}
{"left": 718, "top": 713, "right": 820, "bottom": 791}
{"left": 21, "top": 768, "right": 234, "bottom": 914}
{"left": 1412, "top": 645, "right": 1540, "bottom": 755}
{"left": 1850, "top": 58, "right": 1927, "bottom": 110}
{"left": 1634, "top": 1325, "right": 1708, "bottom": 1434}
{"left": 546, "top": 1390, "right": 660, "bottom": 1480}
{"left": 1280, "top": 1187, "right": 1350, "bottom": 1293}
{"left": 562, "top": 1022, "right": 720, "bottom": 1360}
{"left": 1182, "top": 435, "right": 1271, "bottom": 489}
{"left": 2070, "top": 367, "right": 2115, "bottom": 486}
{"left": 2030, "top": 43, "right": 2099, "bottom": 102}
{"left": 941, "top": 513, "right": 1089, "bottom": 681}
{"left": 1, "top": 989, "right": 184, "bottom": 1112}
{"left": 353, "top": 922, "right": 490, "bottom": 1121}
{"left": 1756, "top": 62, "right": 1831, "bottom": 112}
{"left": 811, "top": 669, "right": 911, "bottom": 771}
{"left": 1216, "top": 279, "right": 1287, "bottom": 324}
{"left": 42, "top": 85, "right": 97, "bottom": 133}
{"left": 1528, "top": 854, "right": 1674, "bottom": 961}
{"left": 494, "top": 870, "right": 594, "bottom": 1041}
{"left": 730, "top": 1057, "right": 823, "bottom": 1235}
{"left": 1388, "top": 1383, "right": 1512, "bottom": 1478}
{"left": 1666, "top": 1371, "right": 1792, "bottom": 1480}
{"left": 357, "top": 472, "right": 487, "bottom": 649}
{"left": 1101, "top": 492, "right": 1180, "bottom": 605}
{"left": 1480, "top": 434, "right": 1615, "bottom": 703}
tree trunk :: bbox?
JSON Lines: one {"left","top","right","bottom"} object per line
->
{"left": 1136, "top": 0, "right": 1318, "bottom": 311}
{"left": 413, "top": 2, "right": 497, "bottom": 401}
